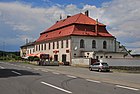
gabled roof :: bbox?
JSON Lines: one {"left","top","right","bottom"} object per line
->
{"left": 42, "top": 13, "right": 105, "bottom": 34}
{"left": 36, "top": 13, "right": 114, "bottom": 43}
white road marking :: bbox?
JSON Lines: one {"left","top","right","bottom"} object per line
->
{"left": 116, "top": 85, "right": 139, "bottom": 91}
{"left": 41, "top": 81, "right": 72, "bottom": 94}
{"left": 52, "top": 72, "right": 60, "bottom": 75}
{"left": 0, "top": 66, "right": 5, "bottom": 69}
{"left": 41, "top": 69, "right": 48, "bottom": 72}
{"left": 67, "top": 75, "right": 77, "bottom": 78}
{"left": 86, "top": 79, "right": 101, "bottom": 83}
{"left": 34, "top": 68, "right": 39, "bottom": 70}
{"left": 27, "top": 67, "right": 32, "bottom": 69}
{"left": 22, "top": 66, "right": 26, "bottom": 68}
{"left": 12, "top": 71, "right": 22, "bottom": 75}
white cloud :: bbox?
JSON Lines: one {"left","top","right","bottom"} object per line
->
{"left": 0, "top": 0, "right": 140, "bottom": 54}
{"left": 99, "top": 0, "right": 140, "bottom": 54}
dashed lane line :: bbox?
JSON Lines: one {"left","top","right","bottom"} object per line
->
{"left": 0, "top": 66, "right": 5, "bottom": 69}
{"left": 41, "top": 81, "right": 72, "bottom": 94}
{"left": 67, "top": 75, "right": 77, "bottom": 78}
{"left": 52, "top": 72, "right": 60, "bottom": 74}
{"left": 116, "top": 85, "right": 139, "bottom": 91}
{"left": 11, "top": 71, "right": 22, "bottom": 75}
{"left": 41, "top": 69, "right": 48, "bottom": 72}
{"left": 27, "top": 67, "right": 32, "bottom": 69}
{"left": 86, "top": 79, "right": 101, "bottom": 83}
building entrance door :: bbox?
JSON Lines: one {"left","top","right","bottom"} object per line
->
{"left": 62, "top": 54, "right": 66, "bottom": 62}
{"left": 54, "top": 55, "right": 58, "bottom": 61}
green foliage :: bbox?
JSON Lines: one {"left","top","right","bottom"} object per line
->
{"left": 0, "top": 50, "right": 21, "bottom": 61}
{"left": 33, "top": 56, "right": 40, "bottom": 61}
{"left": 28, "top": 56, "right": 34, "bottom": 61}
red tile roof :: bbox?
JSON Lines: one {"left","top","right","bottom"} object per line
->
{"left": 36, "top": 13, "right": 114, "bottom": 43}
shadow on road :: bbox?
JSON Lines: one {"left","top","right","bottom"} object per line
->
{"left": 0, "top": 69, "right": 40, "bottom": 78}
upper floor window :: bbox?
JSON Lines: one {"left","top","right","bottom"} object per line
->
{"left": 66, "top": 40, "right": 69, "bottom": 48}
{"left": 49, "top": 43, "right": 50, "bottom": 50}
{"left": 44, "top": 44, "right": 46, "bottom": 50}
{"left": 103, "top": 41, "right": 107, "bottom": 49}
{"left": 39, "top": 45, "right": 40, "bottom": 51}
{"left": 80, "top": 39, "right": 85, "bottom": 48}
{"left": 61, "top": 40, "right": 63, "bottom": 48}
{"left": 53, "top": 42, "right": 55, "bottom": 49}
{"left": 92, "top": 40, "right": 96, "bottom": 48}
{"left": 41, "top": 44, "right": 43, "bottom": 50}
{"left": 57, "top": 41, "right": 59, "bottom": 49}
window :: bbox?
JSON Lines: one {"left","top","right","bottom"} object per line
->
{"left": 100, "top": 56, "right": 103, "bottom": 58}
{"left": 44, "top": 44, "right": 46, "bottom": 50}
{"left": 61, "top": 40, "right": 63, "bottom": 48}
{"left": 39, "top": 45, "right": 40, "bottom": 51}
{"left": 106, "top": 56, "right": 108, "bottom": 58}
{"left": 66, "top": 40, "right": 69, "bottom": 48}
{"left": 92, "top": 40, "right": 96, "bottom": 48}
{"left": 80, "top": 39, "right": 85, "bottom": 48}
{"left": 41, "top": 44, "right": 43, "bottom": 50}
{"left": 96, "top": 56, "right": 99, "bottom": 59}
{"left": 35, "top": 45, "right": 37, "bottom": 51}
{"left": 110, "top": 56, "right": 112, "bottom": 58}
{"left": 57, "top": 41, "right": 59, "bottom": 49}
{"left": 53, "top": 42, "right": 55, "bottom": 49}
{"left": 49, "top": 43, "right": 50, "bottom": 50}
{"left": 103, "top": 41, "right": 107, "bottom": 49}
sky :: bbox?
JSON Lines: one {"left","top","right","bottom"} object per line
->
{"left": 0, "top": 0, "right": 140, "bottom": 54}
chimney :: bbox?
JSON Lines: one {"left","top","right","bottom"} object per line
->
{"left": 95, "top": 19, "right": 98, "bottom": 35}
{"left": 26, "top": 39, "right": 28, "bottom": 44}
{"left": 85, "top": 10, "right": 89, "bottom": 16}
{"left": 67, "top": 15, "right": 71, "bottom": 18}
{"left": 60, "top": 14, "right": 62, "bottom": 20}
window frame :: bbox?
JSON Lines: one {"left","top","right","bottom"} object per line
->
{"left": 92, "top": 40, "right": 96, "bottom": 48}
{"left": 103, "top": 41, "right": 107, "bottom": 49}
{"left": 80, "top": 39, "right": 85, "bottom": 48}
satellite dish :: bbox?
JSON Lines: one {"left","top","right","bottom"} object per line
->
{"left": 74, "top": 46, "right": 77, "bottom": 50}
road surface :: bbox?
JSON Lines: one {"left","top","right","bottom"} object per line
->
{"left": 0, "top": 62, "right": 139, "bottom": 94}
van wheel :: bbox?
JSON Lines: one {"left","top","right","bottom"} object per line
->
{"left": 98, "top": 68, "right": 102, "bottom": 72}
{"left": 89, "top": 67, "right": 92, "bottom": 71}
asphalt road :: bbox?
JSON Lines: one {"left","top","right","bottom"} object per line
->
{"left": 0, "top": 62, "right": 140, "bottom": 94}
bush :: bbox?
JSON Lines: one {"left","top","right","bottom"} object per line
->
{"left": 28, "top": 56, "right": 34, "bottom": 61}
{"left": 33, "top": 56, "right": 40, "bottom": 61}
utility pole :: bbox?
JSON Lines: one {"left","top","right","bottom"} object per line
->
{"left": 2, "top": 42, "right": 5, "bottom": 60}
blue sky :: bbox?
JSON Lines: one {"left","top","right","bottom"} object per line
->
{"left": 0, "top": 0, "right": 140, "bottom": 54}
{"left": 0, "top": 0, "right": 112, "bottom": 8}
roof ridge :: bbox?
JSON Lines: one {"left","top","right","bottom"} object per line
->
{"left": 75, "top": 13, "right": 83, "bottom": 23}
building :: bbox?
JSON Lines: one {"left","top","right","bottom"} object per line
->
{"left": 20, "top": 11, "right": 132, "bottom": 64}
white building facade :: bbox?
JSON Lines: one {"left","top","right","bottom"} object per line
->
{"left": 20, "top": 12, "right": 132, "bottom": 65}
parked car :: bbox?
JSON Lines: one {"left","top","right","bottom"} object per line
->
{"left": 89, "top": 62, "right": 110, "bottom": 72}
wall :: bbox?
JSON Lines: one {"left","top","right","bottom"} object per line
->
{"left": 100, "top": 58, "right": 140, "bottom": 67}
{"left": 34, "top": 37, "right": 71, "bottom": 63}
{"left": 72, "top": 58, "right": 90, "bottom": 67}
{"left": 72, "top": 58, "right": 140, "bottom": 67}
{"left": 71, "top": 36, "right": 115, "bottom": 58}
